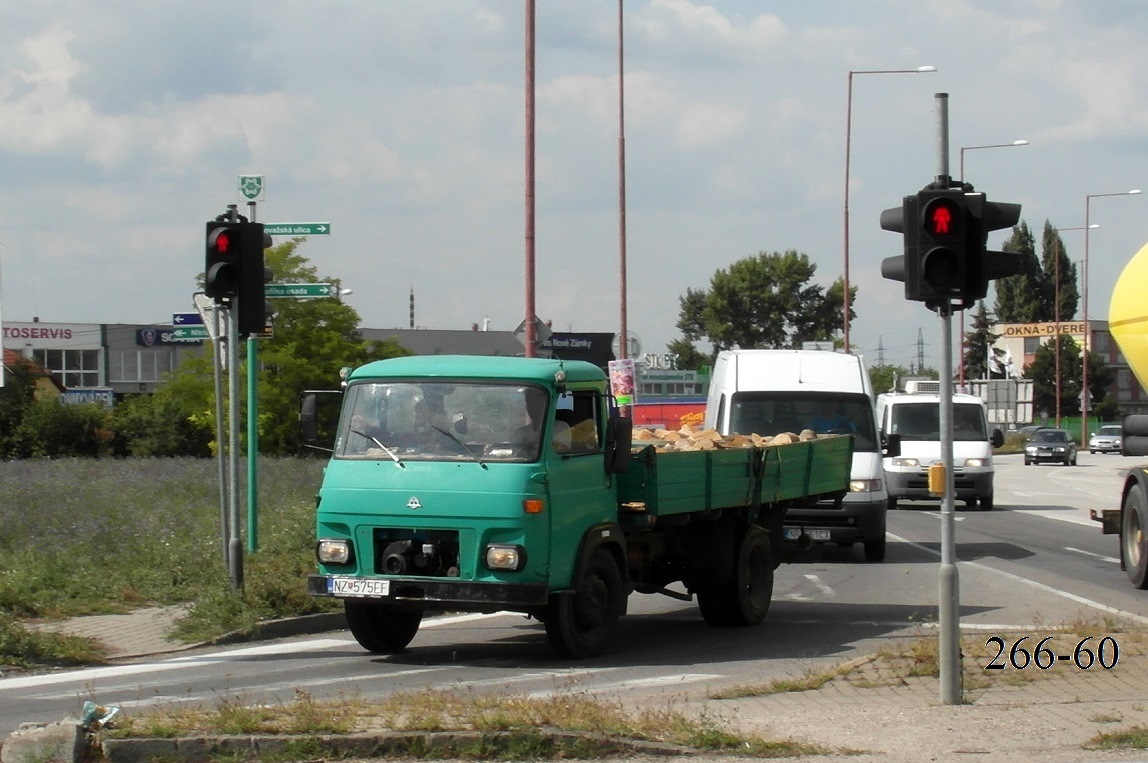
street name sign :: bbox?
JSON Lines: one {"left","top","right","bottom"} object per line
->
{"left": 264, "top": 222, "right": 331, "bottom": 236}
{"left": 170, "top": 326, "right": 210, "bottom": 341}
{"left": 265, "top": 283, "right": 339, "bottom": 298}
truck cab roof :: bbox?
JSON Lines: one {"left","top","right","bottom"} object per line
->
{"left": 348, "top": 355, "right": 607, "bottom": 386}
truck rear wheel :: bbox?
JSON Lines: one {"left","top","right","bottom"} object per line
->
{"left": 344, "top": 600, "right": 423, "bottom": 653}
{"left": 1122, "top": 484, "right": 1148, "bottom": 589}
{"left": 698, "top": 527, "right": 773, "bottom": 626}
{"left": 545, "top": 548, "right": 624, "bottom": 658}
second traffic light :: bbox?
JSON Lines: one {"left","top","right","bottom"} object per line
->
{"left": 236, "top": 222, "right": 273, "bottom": 336}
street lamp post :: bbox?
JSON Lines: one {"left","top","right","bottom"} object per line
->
{"left": 1082, "top": 189, "right": 1142, "bottom": 443}
{"left": 955, "top": 139, "right": 1028, "bottom": 385}
{"left": 843, "top": 65, "right": 935, "bottom": 353}
{"left": 1051, "top": 225, "right": 1097, "bottom": 427}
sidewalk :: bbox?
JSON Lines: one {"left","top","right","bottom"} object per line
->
{"left": 26, "top": 607, "right": 1148, "bottom": 762}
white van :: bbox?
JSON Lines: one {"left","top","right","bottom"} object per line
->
{"left": 704, "top": 349, "right": 889, "bottom": 562}
{"left": 875, "top": 391, "right": 1003, "bottom": 510}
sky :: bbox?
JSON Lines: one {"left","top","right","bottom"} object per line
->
{"left": 2, "top": 1, "right": 1147, "bottom": 372}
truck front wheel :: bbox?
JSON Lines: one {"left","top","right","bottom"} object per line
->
{"left": 545, "top": 548, "right": 624, "bottom": 658}
{"left": 344, "top": 600, "right": 423, "bottom": 653}
{"left": 1122, "top": 483, "right": 1148, "bottom": 589}
{"left": 698, "top": 527, "right": 773, "bottom": 626}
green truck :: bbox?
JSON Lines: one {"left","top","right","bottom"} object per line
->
{"left": 302, "top": 355, "right": 853, "bottom": 658}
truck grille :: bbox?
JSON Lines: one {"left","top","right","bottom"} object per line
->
{"left": 373, "top": 528, "right": 461, "bottom": 577}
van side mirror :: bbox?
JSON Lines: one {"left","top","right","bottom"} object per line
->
{"left": 300, "top": 393, "right": 318, "bottom": 443}
{"left": 991, "top": 428, "right": 1005, "bottom": 448}
{"left": 883, "top": 432, "right": 901, "bottom": 458}
{"left": 604, "top": 415, "right": 633, "bottom": 474}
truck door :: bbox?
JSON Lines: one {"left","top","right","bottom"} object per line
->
{"left": 545, "top": 390, "right": 615, "bottom": 587}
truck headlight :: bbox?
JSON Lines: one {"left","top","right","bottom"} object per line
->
{"left": 890, "top": 457, "right": 919, "bottom": 467}
{"left": 963, "top": 458, "right": 990, "bottom": 467}
{"left": 317, "top": 539, "right": 352, "bottom": 564}
{"left": 850, "top": 479, "right": 882, "bottom": 493}
{"left": 485, "top": 544, "right": 526, "bottom": 571}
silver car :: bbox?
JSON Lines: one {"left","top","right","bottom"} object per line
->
{"left": 1089, "top": 424, "right": 1123, "bottom": 454}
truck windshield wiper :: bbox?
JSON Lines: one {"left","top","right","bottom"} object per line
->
{"left": 430, "top": 425, "right": 488, "bottom": 468}
{"left": 350, "top": 428, "right": 404, "bottom": 467}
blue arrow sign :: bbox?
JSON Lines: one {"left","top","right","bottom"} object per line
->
{"left": 173, "top": 312, "right": 204, "bottom": 326}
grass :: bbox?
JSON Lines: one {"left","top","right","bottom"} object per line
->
{"left": 106, "top": 688, "right": 830, "bottom": 759}
{"left": 0, "top": 457, "right": 335, "bottom": 668}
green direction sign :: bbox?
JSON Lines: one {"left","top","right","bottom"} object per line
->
{"left": 170, "top": 326, "right": 209, "bottom": 341}
{"left": 264, "top": 222, "right": 331, "bottom": 236}
{"left": 265, "top": 283, "right": 339, "bottom": 299}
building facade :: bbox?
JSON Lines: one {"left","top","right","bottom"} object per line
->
{"left": 993, "top": 320, "right": 1148, "bottom": 415}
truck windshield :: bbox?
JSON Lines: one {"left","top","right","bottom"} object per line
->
{"left": 335, "top": 381, "right": 549, "bottom": 463}
{"left": 728, "top": 392, "right": 877, "bottom": 452}
{"left": 889, "top": 402, "right": 988, "bottom": 442}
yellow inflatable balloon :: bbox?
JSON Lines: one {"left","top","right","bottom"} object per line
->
{"left": 1110, "top": 241, "right": 1148, "bottom": 386}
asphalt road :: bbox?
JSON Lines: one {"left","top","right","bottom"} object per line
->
{"left": 2, "top": 450, "right": 1144, "bottom": 737}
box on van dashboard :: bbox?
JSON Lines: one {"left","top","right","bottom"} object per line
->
{"left": 703, "top": 349, "right": 890, "bottom": 562}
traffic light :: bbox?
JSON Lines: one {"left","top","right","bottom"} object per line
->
{"left": 914, "top": 188, "right": 969, "bottom": 301}
{"left": 205, "top": 221, "right": 241, "bottom": 301}
{"left": 236, "top": 223, "right": 274, "bottom": 336}
{"left": 963, "top": 195, "right": 1024, "bottom": 300}
{"left": 880, "top": 195, "right": 921, "bottom": 299}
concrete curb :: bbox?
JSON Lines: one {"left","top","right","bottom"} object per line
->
{"left": 205, "top": 612, "right": 348, "bottom": 648}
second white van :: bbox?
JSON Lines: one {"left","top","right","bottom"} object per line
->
{"left": 875, "top": 391, "right": 1003, "bottom": 510}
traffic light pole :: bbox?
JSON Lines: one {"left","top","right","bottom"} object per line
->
{"left": 933, "top": 92, "right": 961, "bottom": 706}
{"left": 227, "top": 301, "right": 244, "bottom": 591}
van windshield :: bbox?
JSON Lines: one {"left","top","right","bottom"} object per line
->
{"left": 889, "top": 402, "right": 987, "bottom": 442}
{"left": 728, "top": 392, "right": 877, "bottom": 452}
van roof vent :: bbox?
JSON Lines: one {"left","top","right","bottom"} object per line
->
{"left": 903, "top": 379, "right": 941, "bottom": 394}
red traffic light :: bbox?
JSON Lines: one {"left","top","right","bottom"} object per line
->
{"left": 924, "top": 198, "right": 959, "bottom": 236}
{"left": 209, "top": 229, "right": 233, "bottom": 253}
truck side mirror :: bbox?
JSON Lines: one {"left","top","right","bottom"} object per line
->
{"left": 300, "top": 393, "right": 318, "bottom": 443}
{"left": 603, "top": 415, "right": 633, "bottom": 474}
{"left": 991, "top": 428, "right": 1005, "bottom": 448}
{"left": 883, "top": 432, "right": 901, "bottom": 458}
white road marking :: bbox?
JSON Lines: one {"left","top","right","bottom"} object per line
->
{"left": 527, "top": 673, "right": 721, "bottom": 698}
{"left": 1064, "top": 546, "right": 1121, "bottom": 564}
{"left": 887, "top": 532, "right": 1148, "bottom": 626}
{"left": 0, "top": 611, "right": 519, "bottom": 692}
{"left": 804, "top": 574, "right": 835, "bottom": 596}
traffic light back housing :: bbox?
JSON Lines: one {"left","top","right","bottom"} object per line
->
{"left": 236, "top": 223, "right": 273, "bottom": 336}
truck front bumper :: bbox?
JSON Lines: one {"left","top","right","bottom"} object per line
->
{"left": 308, "top": 574, "right": 549, "bottom": 610}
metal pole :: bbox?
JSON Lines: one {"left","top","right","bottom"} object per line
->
{"left": 523, "top": 0, "right": 537, "bottom": 358}
{"left": 246, "top": 201, "right": 259, "bottom": 553}
{"left": 843, "top": 71, "right": 854, "bottom": 353}
{"left": 227, "top": 303, "right": 243, "bottom": 590}
{"left": 935, "top": 91, "right": 961, "bottom": 705}
{"left": 1055, "top": 237, "right": 1061, "bottom": 427}
{"left": 212, "top": 303, "right": 228, "bottom": 564}
{"left": 938, "top": 304, "right": 961, "bottom": 705}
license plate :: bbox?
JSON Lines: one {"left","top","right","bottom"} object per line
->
{"left": 784, "top": 528, "right": 831, "bottom": 541}
{"left": 330, "top": 577, "right": 390, "bottom": 597}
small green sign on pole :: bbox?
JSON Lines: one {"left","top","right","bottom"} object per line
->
{"left": 265, "top": 283, "right": 339, "bottom": 299}
{"left": 264, "top": 222, "right": 331, "bottom": 236}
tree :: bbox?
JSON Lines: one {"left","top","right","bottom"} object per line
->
{"left": 1026, "top": 334, "right": 1081, "bottom": 418}
{"left": 994, "top": 221, "right": 1043, "bottom": 322}
{"left": 962, "top": 302, "right": 1000, "bottom": 381}
{"left": 1040, "top": 221, "right": 1080, "bottom": 323}
{"left": 673, "top": 251, "right": 852, "bottom": 352}
{"left": 0, "top": 356, "right": 40, "bottom": 457}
